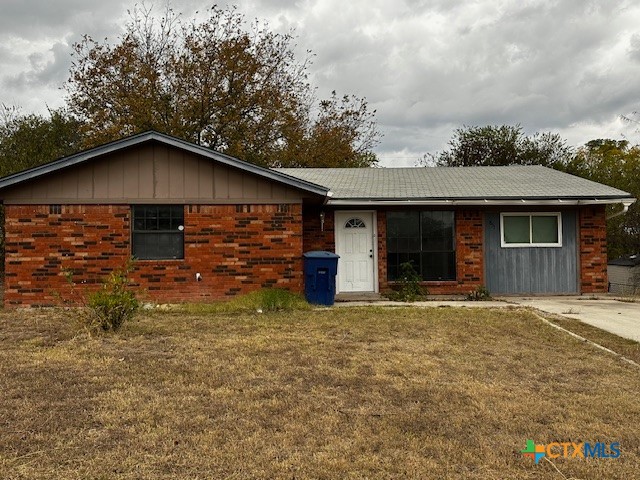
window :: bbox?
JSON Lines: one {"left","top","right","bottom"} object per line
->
{"left": 387, "top": 211, "right": 455, "bottom": 281}
{"left": 132, "top": 205, "right": 184, "bottom": 260}
{"left": 501, "top": 212, "right": 562, "bottom": 247}
{"left": 345, "top": 218, "right": 366, "bottom": 229}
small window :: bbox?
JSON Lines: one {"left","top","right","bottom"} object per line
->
{"left": 345, "top": 218, "right": 366, "bottom": 228}
{"left": 501, "top": 213, "right": 562, "bottom": 247}
{"left": 132, "top": 205, "right": 185, "bottom": 260}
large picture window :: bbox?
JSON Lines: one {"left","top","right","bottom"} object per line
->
{"left": 501, "top": 212, "right": 562, "bottom": 247}
{"left": 132, "top": 205, "right": 184, "bottom": 260}
{"left": 387, "top": 211, "right": 456, "bottom": 281}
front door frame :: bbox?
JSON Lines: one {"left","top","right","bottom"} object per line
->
{"left": 334, "top": 210, "right": 379, "bottom": 294}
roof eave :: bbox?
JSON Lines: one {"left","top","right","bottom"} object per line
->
{"left": 326, "top": 197, "right": 636, "bottom": 206}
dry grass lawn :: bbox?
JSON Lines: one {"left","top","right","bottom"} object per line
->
{"left": 0, "top": 306, "right": 638, "bottom": 479}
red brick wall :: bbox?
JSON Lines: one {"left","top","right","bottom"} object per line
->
{"left": 4, "top": 205, "right": 130, "bottom": 306}
{"left": 451, "top": 209, "right": 484, "bottom": 292}
{"left": 4, "top": 204, "right": 303, "bottom": 307}
{"left": 302, "top": 207, "right": 335, "bottom": 252}
{"left": 378, "top": 209, "right": 484, "bottom": 295}
{"left": 377, "top": 210, "right": 387, "bottom": 288}
{"left": 579, "top": 205, "right": 608, "bottom": 293}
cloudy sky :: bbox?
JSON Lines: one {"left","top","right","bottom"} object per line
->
{"left": 2, "top": 0, "right": 640, "bottom": 166}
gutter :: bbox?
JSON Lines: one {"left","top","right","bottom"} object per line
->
{"left": 322, "top": 190, "right": 334, "bottom": 206}
{"left": 606, "top": 199, "right": 636, "bottom": 220}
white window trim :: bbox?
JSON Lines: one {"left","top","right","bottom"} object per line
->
{"left": 500, "top": 212, "right": 563, "bottom": 248}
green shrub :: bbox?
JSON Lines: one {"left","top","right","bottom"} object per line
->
{"left": 86, "top": 267, "right": 139, "bottom": 331}
{"left": 386, "top": 261, "right": 427, "bottom": 302}
{"left": 466, "top": 285, "right": 492, "bottom": 301}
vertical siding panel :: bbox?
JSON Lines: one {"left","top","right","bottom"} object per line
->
{"left": 534, "top": 249, "right": 544, "bottom": 292}
{"left": 242, "top": 173, "right": 258, "bottom": 199}
{"left": 169, "top": 149, "right": 185, "bottom": 198}
{"left": 77, "top": 164, "right": 93, "bottom": 199}
{"left": 518, "top": 249, "right": 529, "bottom": 292}
{"left": 257, "top": 178, "right": 273, "bottom": 198}
{"left": 46, "top": 174, "right": 64, "bottom": 198}
{"left": 214, "top": 165, "right": 230, "bottom": 198}
{"left": 5, "top": 184, "right": 32, "bottom": 199}
{"left": 138, "top": 148, "right": 154, "bottom": 199}
{"left": 122, "top": 149, "right": 139, "bottom": 199}
{"left": 108, "top": 156, "right": 125, "bottom": 199}
{"left": 60, "top": 169, "right": 79, "bottom": 199}
{"left": 31, "top": 179, "right": 48, "bottom": 199}
{"left": 93, "top": 160, "right": 109, "bottom": 198}
{"left": 484, "top": 214, "right": 497, "bottom": 293}
{"left": 532, "top": 249, "right": 541, "bottom": 292}
{"left": 272, "top": 184, "right": 286, "bottom": 200}
{"left": 545, "top": 250, "right": 554, "bottom": 293}
{"left": 565, "top": 212, "right": 578, "bottom": 292}
{"left": 484, "top": 211, "right": 578, "bottom": 294}
{"left": 183, "top": 154, "right": 200, "bottom": 198}
{"left": 154, "top": 144, "right": 170, "bottom": 199}
{"left": 196, "top": 158, "right": 213, "bottom": 198}
{"left": 227, "top": 169, "right": 243, "bottom": 198}
{"left": 285, "top": 187, "right": 299, "bottom": 199}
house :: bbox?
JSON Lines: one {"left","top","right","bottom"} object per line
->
{"left": 608, "top": 254, "right": 640, "bottom": 295}
{"left": 0, "top": 131, "right": 634, "bottom": 307}
{"left": 276, "top": 167, "right": 635, "bottom": 296}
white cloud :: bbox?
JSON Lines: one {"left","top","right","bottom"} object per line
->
{"left": 2, "top": 0, "right": 640, "bottom": 164}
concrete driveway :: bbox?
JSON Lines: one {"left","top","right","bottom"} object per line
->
{"left": 504, "top": 296, "right": 640, "bottom": 342}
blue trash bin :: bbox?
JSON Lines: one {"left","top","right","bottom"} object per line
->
{"left": 303, "top": 251, "right": 340, "bottom": 305}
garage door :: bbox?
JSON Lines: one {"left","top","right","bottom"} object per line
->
{"left": 484, "top": 211, "right": 578, "bottom": 294}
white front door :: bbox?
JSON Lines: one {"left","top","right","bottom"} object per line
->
{"left": 335, "top": 211, "right": 376, "bottom": 292}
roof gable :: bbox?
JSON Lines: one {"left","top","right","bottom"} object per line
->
{"left": 0, "top": 131, "right": 329, "bottom": 199}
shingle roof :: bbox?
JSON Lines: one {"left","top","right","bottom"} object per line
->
{"left": 275, "top": 165, "right": 633, "bottom": 202}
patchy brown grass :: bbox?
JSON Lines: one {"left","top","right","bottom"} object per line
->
{"left": 0, "top": 306, "right": 638, "bottom": 479}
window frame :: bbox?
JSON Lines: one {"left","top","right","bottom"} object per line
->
{"left": 500, "top": 212, "right": 562, "bottom": 248}
{"left": 131, "top": 204, "right": 185, "bottom": 260}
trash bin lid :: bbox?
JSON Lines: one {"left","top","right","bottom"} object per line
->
{"left": 303, "top": 250, "right": 340, "bottom": 258}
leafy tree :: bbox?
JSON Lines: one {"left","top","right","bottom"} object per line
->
{"left": 65, "top": 4, "right": 379, "bottom": 167}
{"left": 425, "top": 124, "right": 572, "bottom": 167}
{"left": 0, "top": 106, "right": 84, "bottom": 177}
{"left": 427, "top": 125, "right": 638, "bottom": 259}
{"left": 561, "top": 139, "right": 640, "bottom": 259}
{"left": 281, "top": 92, "right": 380, "bottom": 167}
